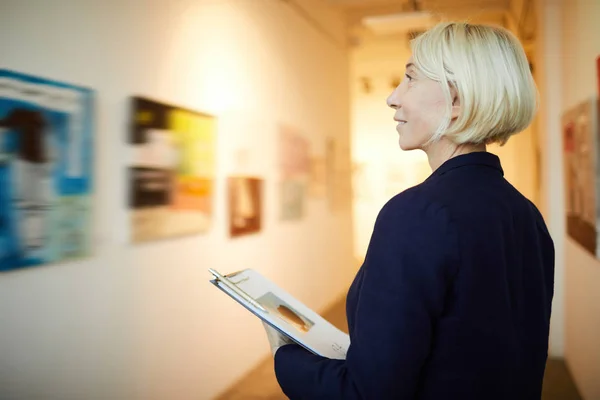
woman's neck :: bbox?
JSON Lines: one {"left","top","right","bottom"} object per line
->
{"left": 424, "top": 138, "right": 487, "bottom": 172}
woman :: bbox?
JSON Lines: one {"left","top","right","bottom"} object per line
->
{"left": 264, "top": 21, "right": 555, "bottom": 400}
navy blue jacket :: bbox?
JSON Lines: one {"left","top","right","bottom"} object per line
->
{"left": 275, "top": 152, "right": 555, "bottom": 399}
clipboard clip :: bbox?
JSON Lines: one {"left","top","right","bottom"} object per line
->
{"left": 209, "top": 268, "right": 268, "bottom": 313}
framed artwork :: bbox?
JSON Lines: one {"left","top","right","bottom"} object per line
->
{"left": 308, "top": 156, "right": 326, "bottom": 198}
{"left": 128, "top": 97, "right": 215, "bottom": 243}
{"left": 280, "top": 179, "right": 305, "bottom": 220}
{"left": 562, "top": 98, "right": 599, "bottom": 256}
{"left": 228, "top": 177, "right": 263, "bottom": 237}
{"left": 325, "top": 137, "right": 352, "bottom": 212}
{"left": 0, "top": 70, "right": 94, "bottom": 271}
{"left": 278, "top": 124, "right": 309, "bottom": 221}
{"left": 596, "top": 55, "right": 599, "bottom": 99}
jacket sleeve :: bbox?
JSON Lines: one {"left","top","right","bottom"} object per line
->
{"left": 274, "top": 197, "right": 460, "bottom": 399}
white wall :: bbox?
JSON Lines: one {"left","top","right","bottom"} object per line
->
{"left": 560, "top": 0, "right": 600, "bottom": 398}
{"left": 534, "top": 0, "right": 566, "bottom": 359}
{"left": 0, "top": 1, "right": 356, "bottom": 399}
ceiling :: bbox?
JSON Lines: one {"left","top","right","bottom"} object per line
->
{"left": 325, "top": 0, "right": 407, "bottom": 7}
{"left": 324, "top": 0, "right": 512, "bottom": 26}
{"left": 321, "top": 0, "right": 535, "bottom": 69}
{"left": 325, "top": 0, "right": 509, "bottom": 12}
{"left": 322, "top": 0, "right": 537, "bottom": 48}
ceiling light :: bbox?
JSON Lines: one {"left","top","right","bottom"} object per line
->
{"left": 362, "top": 11, "right": 436, "bottom": 35}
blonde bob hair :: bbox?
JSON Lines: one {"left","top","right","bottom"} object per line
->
{"left": 411, "top": 22, "right": 538, "bottom": 145}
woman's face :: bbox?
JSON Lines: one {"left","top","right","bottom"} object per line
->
{"left": 386, "top": 57, "right": 454, "bottom": 151}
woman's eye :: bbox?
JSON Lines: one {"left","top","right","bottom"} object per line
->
{"left": 405, "top": 73, "right": 413, "bottom": 81}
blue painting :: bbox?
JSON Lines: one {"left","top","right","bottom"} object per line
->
{"left": 0, "top": 70, "right": 94, "bottom": 271}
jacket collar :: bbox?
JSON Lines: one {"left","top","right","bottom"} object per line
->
{"left": 429, "top": 151, "right": 504, "bottom": 179}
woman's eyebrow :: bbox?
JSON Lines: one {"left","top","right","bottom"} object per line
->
{"left": 405, "top": 63, "right": 415, "bottom": 71}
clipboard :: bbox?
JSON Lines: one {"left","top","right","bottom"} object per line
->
{"left": 208, "top": 268, "right": 350, "bottom": 360}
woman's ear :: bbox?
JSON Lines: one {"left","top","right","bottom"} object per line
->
{"left": 450, "top": 87, "right": 461, "bottom": 120}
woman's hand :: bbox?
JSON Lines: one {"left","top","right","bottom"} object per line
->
{"left": 262, "top": 321, "right": 294, "bottom": 356}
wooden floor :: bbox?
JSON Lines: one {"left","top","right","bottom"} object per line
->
{"left": 216, "top": 298, "right": 582, "bottom": 400}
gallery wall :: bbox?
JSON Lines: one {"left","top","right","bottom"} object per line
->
{"left": 0, "top": 0, "right": 356, "bottom": 399}
{"left": 534, "top": 0, "right": 566, "bottom": 360}
{"left": 559, "top": 0, "right": 600, "bottom": 397}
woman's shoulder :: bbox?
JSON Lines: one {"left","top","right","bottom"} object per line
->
{"left": 378, "top": 182, "right": 450, "bottom": 226}
{"left": 372, "top": 183, "right": 460, "bottom": 265}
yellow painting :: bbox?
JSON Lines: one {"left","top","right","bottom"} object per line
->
{"left": 129, "top": 97, "right": 216, "bottom": 243}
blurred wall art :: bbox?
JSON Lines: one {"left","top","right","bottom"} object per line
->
{"left": 0, "top": 70, "right": 94, "bottom": 271}
{"left": 128, "top": 97, "right": 216, "bottom": 243}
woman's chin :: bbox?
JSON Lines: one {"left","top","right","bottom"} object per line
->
{"left": 398, "top": 139, "right": 419, "bottom": 151}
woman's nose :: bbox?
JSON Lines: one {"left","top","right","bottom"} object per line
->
{"left": 386, "top": 86, "right": 401, "bottom": 109}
